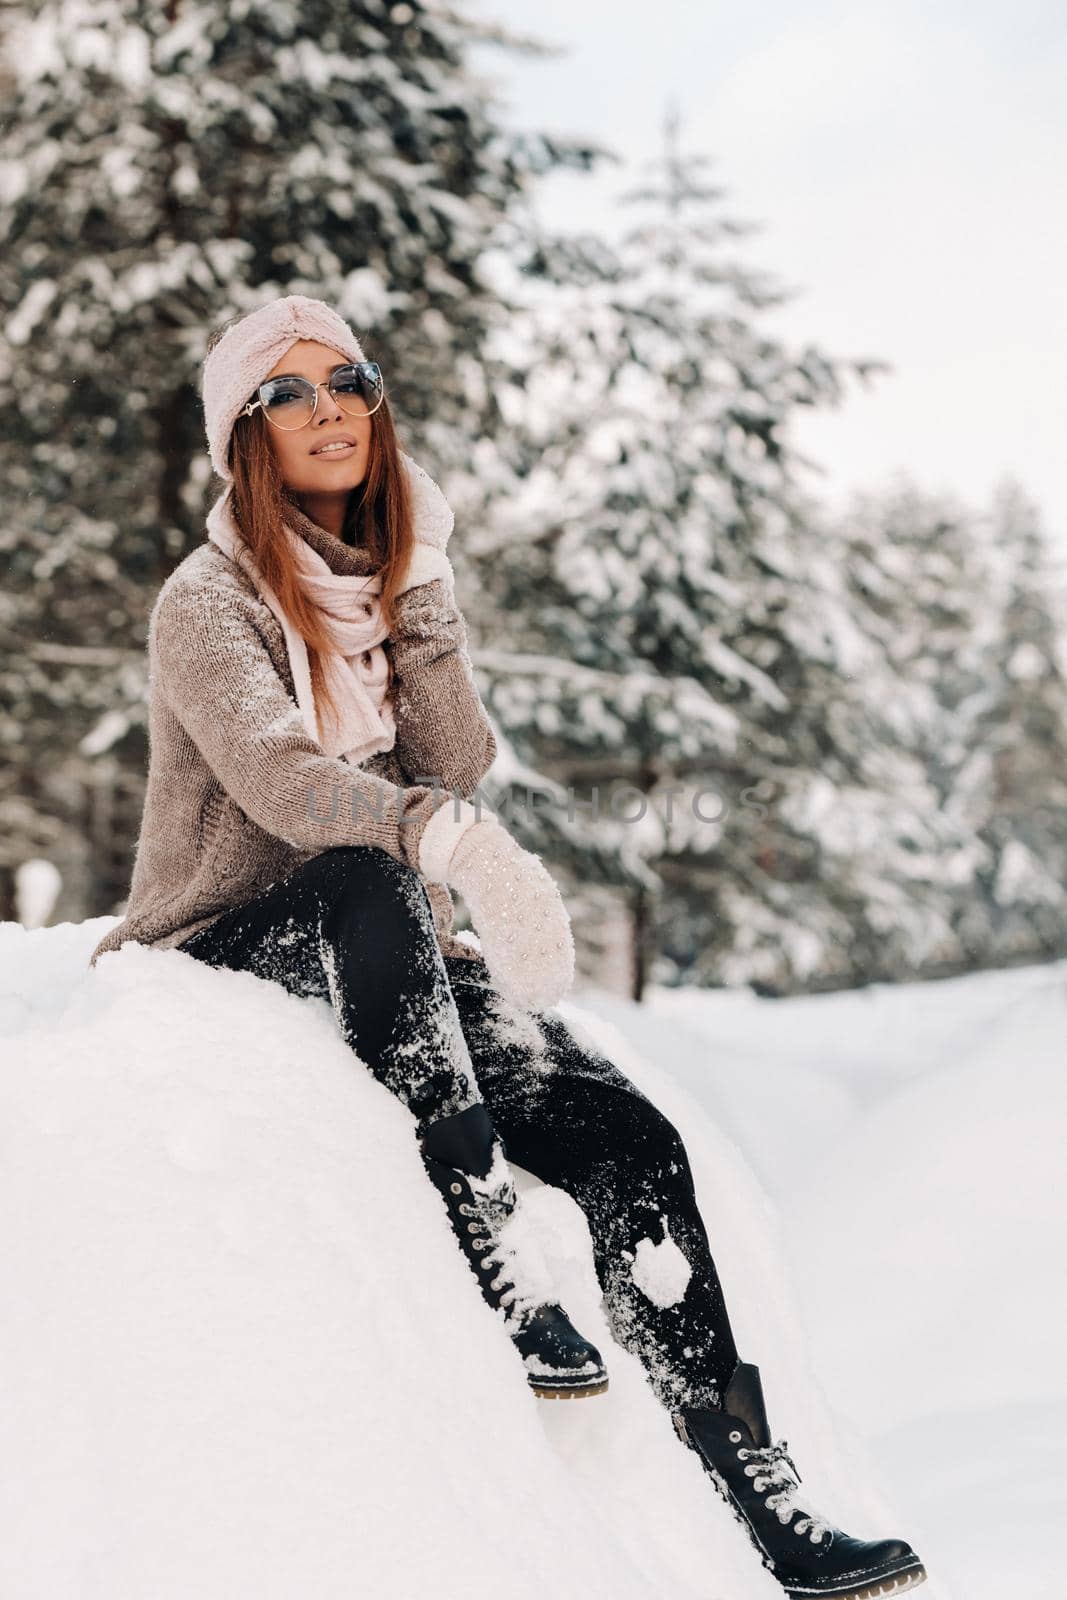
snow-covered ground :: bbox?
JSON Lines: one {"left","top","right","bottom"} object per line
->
{"left": 2, "top": 917, "right": 1061, "bottom": 1599}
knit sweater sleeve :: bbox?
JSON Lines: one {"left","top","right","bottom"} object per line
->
{"left": 386, "top": 578, "right": 497, "bottom": 801}
{"left": 152, "top": 580, "right": 447, "bottom": 868}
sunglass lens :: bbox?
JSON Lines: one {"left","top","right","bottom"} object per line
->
{"left": 333, "top": 363, "right": 384, "bottom": 416}
{"left": 258, "top": 376, "right": 317, "bottom": 429}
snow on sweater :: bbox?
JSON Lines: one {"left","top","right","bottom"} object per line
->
{"left": 88, "top": 497, "right": 497, "bottom": 968}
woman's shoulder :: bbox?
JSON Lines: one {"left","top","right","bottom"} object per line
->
{"left": 152, "top": 543, "right": 267, "bottom": 631}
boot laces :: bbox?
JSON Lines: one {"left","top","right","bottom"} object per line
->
{"left": 740, "top": 1439, "right": 832, "bottom": 1543}
{"left": 463, "top": 1158, "right": 555, "bottom": 1327}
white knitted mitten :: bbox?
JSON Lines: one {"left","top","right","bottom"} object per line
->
{"left": 419, "top": 809, "right": 575, "bottom": 1011}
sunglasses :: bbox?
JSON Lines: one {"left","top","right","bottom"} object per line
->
{"left": 242, "top": 361, "right": 386, "bottom": 431}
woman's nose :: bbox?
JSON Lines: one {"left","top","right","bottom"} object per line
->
{"left": 313, "top": 383, "right": 344, "bottom": 421}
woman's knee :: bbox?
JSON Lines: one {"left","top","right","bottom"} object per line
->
{"left": 626, "top": 1096, "right": 689, "bottom": 1171}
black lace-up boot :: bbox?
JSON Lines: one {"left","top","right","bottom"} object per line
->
{"left": 674, "top": 1361, "right": 927, "bottom": 1599}
{"left": 420, "top": 1104, "right": 608, "bottom": 1399}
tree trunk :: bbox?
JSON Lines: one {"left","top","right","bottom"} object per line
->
{"left": 630, "top": 883, "right": 651, "bottom": 1003}
{"left": 0, "top": 864, "right": 16, "bottom": 923}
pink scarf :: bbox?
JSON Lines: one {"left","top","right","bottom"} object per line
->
{"left": 205, "top": 497, "right": 396, "bottom": 764}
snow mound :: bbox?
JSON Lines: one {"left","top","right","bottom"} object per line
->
{"left": 0, "top": 918, "right": 944, "bottom": 1600}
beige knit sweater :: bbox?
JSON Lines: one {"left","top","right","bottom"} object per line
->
{"left": 88, "top": 499, "right": 498, "bottom": 969}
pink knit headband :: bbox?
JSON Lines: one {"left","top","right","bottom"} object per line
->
{"left": 201, "top": 294, "right": 369, "bottom": 483}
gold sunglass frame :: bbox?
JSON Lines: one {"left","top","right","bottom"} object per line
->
{"left": 242, "top": 362, "right": 386, "bottom": 430}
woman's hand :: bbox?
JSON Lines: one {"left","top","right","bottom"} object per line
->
{"left": 422, "top": 813, "right": 575, "bottom": 1011}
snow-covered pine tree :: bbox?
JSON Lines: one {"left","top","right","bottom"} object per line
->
{"left": 468, "top": 102, "right": 889, "bottom": 996}
{"left": 826, "top": 472, "right": 1067, "bottom": 982}
{"left": 962, "top": 475, "right": 1067, "bottom": 961}
{"left": 0, "top": 0, "right": 602, "bottom": 920}
{"left": 807, "top": 477, "right": 998, "bottom": 986}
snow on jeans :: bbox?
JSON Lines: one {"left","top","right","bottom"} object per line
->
{"left": 177, "top": 844, "right": 740, "bottom": 1410}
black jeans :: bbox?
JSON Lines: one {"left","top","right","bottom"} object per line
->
{"left": 178, "top": 845, "right": 740, "bottom": 1410}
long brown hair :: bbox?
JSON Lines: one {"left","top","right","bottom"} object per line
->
{"left": 206, "top": 323, "right": 416, "bottom": 742}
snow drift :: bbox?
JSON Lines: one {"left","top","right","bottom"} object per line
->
{"left": 1, "top": 916, "right": 960, "bottom": 1600}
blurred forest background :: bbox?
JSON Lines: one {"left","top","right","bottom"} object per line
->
{"left": 2, "top": 1, "right": 1066, "bottom": 1000}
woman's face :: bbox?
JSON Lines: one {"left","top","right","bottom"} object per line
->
{"left": 261, "top": 339, "right": 373, "bottom": 498}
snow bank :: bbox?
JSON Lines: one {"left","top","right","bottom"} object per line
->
{"left": 1, "top": 917, "right": 954, "bottom": 1600}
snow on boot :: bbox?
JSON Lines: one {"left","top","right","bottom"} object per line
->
{"left": 420, "top": 1104, "right": 608, "bottom": 1399}
{"left": 674, "top": 1360, "right": 927, "bottom": 1599}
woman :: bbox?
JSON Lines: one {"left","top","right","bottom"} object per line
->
{"left": 90, "top": 295, "right": 926, "bottom": 1600}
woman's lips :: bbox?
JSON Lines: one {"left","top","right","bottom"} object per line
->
{"left": 310, "top": 441, "right": 357, "bottom": 459}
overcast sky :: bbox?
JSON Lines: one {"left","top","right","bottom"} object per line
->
{"left": 470, "top": 0, "right": 1067, "bottom": 555}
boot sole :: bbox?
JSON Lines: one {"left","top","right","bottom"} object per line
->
{"left": 529, "top": 1377, "right": 610, "bottom": 1400}
{"left": 786, "top": 1566, "right": 927, "bottom": 1599}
